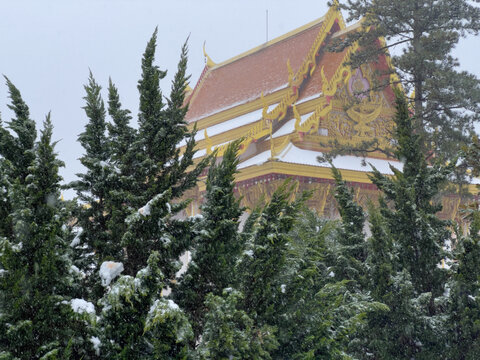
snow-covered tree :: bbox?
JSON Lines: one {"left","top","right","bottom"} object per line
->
{"left": 195, "top": 289, "right": 278, "bottom": 360}
{"left": 174, "top": 140, "right": 244, "bottom": 340}
{"left": 97, "top": 251, "right": 192, "bottom": 359}
{"left": 120, "top": 31, "right": 210, "bottom": 275}
{"left": 238, "top": 180, "right": 310, "bottom": 326}
{"left": 0, "top": 115, "right": 94, "bottom": 359}
{"left": 330, "top": 164, "right": 367, "bottom": 286}
{"left": 70, "top": 72, "right": 118, "bottom": 301}
{"left": 0, "top": 77, "right": 36, "bottom": 239}
{"left": 447, "top": 211, "right": 480, "bottom": 359}
{"left": 361, "top": 89, "right": 453, "bottom": 358}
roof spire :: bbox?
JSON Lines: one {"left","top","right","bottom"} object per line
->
{"left": 203, "top": 41, "right": 216, "bottom": 68}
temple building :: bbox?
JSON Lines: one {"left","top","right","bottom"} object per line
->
{"left": 180, "top": 4, "right": 474, "bottom": 221}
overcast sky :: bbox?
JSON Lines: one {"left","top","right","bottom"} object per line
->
{"left": 1, "top": 1, "right": 479, "bottom": 198}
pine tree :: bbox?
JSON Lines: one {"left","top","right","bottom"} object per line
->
{"left": 0, "top": 116, "right": 94, "bottom": 359}
{"left": 97, "top": 251, "right": 193, "bottom": 359}
{"left": 335, "top": 0, "right": 480, "bottom": 159}
{"left": 174, "top": 140, "right": 244, "bottom": 341}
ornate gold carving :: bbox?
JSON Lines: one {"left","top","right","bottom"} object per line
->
{"left": 294, "top": 99, "right": 333, "bottom": 134}
{"left": 346, "top": 97, "right": 384, "bottom": 138}
{"left": 204, "top": 129, "right": 213, "bottom": 155}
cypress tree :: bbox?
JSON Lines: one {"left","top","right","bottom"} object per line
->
{"left": 448, "top": 211, "right": 480, "bottom": 359}
{"left": 97, "top": 251, "right": 192, "bottom": 359}
{"left": 105, "top": 79, "right": 137, "bottom": 265}
{"left": 174, "top": 140, "right": 244, "bottom": 341}
{"left": 70, "top": 72, "right": 118, "bottom": 301}
{"left": 0, "top": 115, "right": 93, "bottom": 359}
{"left": 238, "top": 180, "right": 310, "bottom": 326}
{"left": 195, "top": 290, "right": 278, "bottom": 360}
{"left": 330, "top": 164, "right": 367, "bottom": 285}
{"left": 369, "top": 89, "right": 452, "bottom": 298}
{"left": 122, "top": 32, "right": 209, "bottom": 275}
{"left": 0, "top": 77, "right": 36, "bottom": 238}
{"left": 364, "top": 89, "right": 453, "bottom": 357}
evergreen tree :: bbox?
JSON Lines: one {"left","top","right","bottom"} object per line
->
{"left": 0, "top": 77, "right": 36, "bottom": 238}
{"left": 448, "top": 211, "right": 480, "bottom": 359}
{"left": 195, "top": 290, "right": 278, "bottom": 360}
{"left": 174, "top": 140, "right": 244, "bottom": 341}
{"left": 330, "top": 164, "right": 367, "bottom": 285}
{"left": 363, "top": 89, "right": 453, "bottom": 357}
{"left": 239, "top": 180, "right": 310, "bottom": 327}
{"left": 122, "top": 32, "right": 209, "bottom": 275}
{"left": 105, "top": 79, "right": 137, "bottom": 266}
{"left": 335, "top": 0, "right": 480, "bottom": 159}
{"left": 70, "top": 72, "right": 118, "bottom": 301}
{"left": 370, "top": 89, "right": 452, "bottom": 298}
{"left": 98, "top": 251, "right": 192, "bottom": 359}
{"left": 0, "top": 116, "right": 94, "bottom": 359}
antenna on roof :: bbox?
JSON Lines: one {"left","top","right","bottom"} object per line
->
{"left": 266, "top": 9, "right": 269, "bottom": 42}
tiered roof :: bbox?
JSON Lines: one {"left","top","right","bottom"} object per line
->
{"left": 181, "top": 4, "right": 476, "bottom": 222}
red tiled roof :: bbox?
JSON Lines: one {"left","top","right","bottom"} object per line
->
{"left": 297, "top": 48, "right": 349, "bottom": 102}
{"left": 186, "top": 20, "right": 326, "bottom": 123}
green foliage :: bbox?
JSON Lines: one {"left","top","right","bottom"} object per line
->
{"left": 70, "top": 72, "right": 118, "bottom": 301}
{"left": 120, "top": 32, "right": 210, "bottom": 275}
{"left": 174, "top": 140, "right": 244, "bottom": 340}
{"left": 330, "top": 164, "right": 367, "bottom": 285}
{"left": 355, "top": 89, "right": 453, "bottom": 358}
{"left": 369, "top": 89, "right": 451, "bottom": 297}
{"left": 448, "top": 211, "right": 480, "bottom": 359}
{"left": 239, "top": 179, "right": 310, "bottom": 326}
{"left": 98, "top": 252, "right": 192, "bottom": 359}
{"left": 196, "top": 290, "right": 278, "bottom": 360}
{"left": 0, "top": 114, "right": 94, "bottom": 359}
{"left": 0, "top": 77, "right": 36, "bottom": 239}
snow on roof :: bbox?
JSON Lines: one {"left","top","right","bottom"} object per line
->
{"left": 99, "top": 261, "right": 124, "bottom": 287}
{"left": 272, "top": 112, "right": 314, "bottom": 139}
{"left": 238, "top": 144, "right": 403, "bottom": 175}
{"left": 179, "top": 106, "right": 273, "bottom": 147}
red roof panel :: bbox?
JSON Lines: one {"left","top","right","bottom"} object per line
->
{"left": 186, "top": 20, "right": 326, "bottom": 122}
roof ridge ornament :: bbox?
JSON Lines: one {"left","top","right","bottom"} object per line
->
{"left": 203, "top": 41, "right": 216, "bottom": 68}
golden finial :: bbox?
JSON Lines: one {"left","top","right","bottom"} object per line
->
{"left": 204, "top": 129, "right": 213, "bottom": 155}
{"left": 293, "top": 104, "right": 302, "bottom": 132}
{"left": 203, "top": 41, "right": 216, "bottom": 68}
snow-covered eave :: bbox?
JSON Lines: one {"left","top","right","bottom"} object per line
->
{"left": 237, "top": 144, "right": 403, "bottom": 175}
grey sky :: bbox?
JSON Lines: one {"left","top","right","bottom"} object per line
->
{"left": 0, "top": 1, "right": 478, "bottom": 199}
